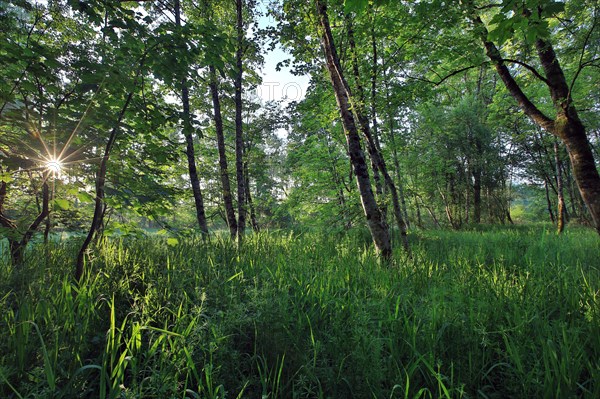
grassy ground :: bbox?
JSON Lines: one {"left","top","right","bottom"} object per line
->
{"left": 0, "top": 225, "right": 599, "bottom": 398}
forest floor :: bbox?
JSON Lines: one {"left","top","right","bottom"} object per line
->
{"left": 1, "top": 225, "right": 599, "bottom": 398}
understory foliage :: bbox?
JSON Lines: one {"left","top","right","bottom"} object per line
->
{"left": 1, "top": 227, "right": 599, "bottom": 398}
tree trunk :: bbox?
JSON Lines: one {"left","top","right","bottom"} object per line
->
{"left": 554, "top": 140, "right": 566, "bottom": 233}
{"left": 474, "top": 14, "right": 600, "bottom": 234}
{"left": 0, "top": 180, "right": 19, "bottom": 261}
{"left": 383, "top": 67, "right": 410, "bottom": 228}
{"left": 209, "top": 64, "right": 237, "bottom": 239}
{"left": 534, "top": 37, "right": 600, "bottom": 232}
{"left": 12, "top": 181, "right": 49, "bottom": 264}
{"left": 439, "top": 183, "right": 457, "bottom": 229}
{"left": 506, "top": 209, "right": 514, "bottom": 224}
{"left": 345, "top": 14, "right": 383, "bottom": 201}
{"left": 324, "top": 129, "right": 349, "bottom": 228}
{"left": 175, "top": 0, "right": 209, "bottom": 240}
{"left": 316, "top": 0, "right": 391, "bottom": 259}
{"left": 1, "top": 179, "right": 50, "bottom": 266}
{"left": 345, "top": 12, "right": 409, "bottom": 253}
{"left": 545, "top": 179, "right": 556, "bottom": 224}
{"left": 244, "top": 162, "right": 259, "bottom": 232}
{"left": 415, "top": 197, "right": 423, "bottom": 229}
{"left": 464, "top": 161, "right": 471, "bottom": 225}
{"left": 44, "top": 214, "right": 51, "bottom": 244}
{"left": 565, "top": 162, "right": 579, "bottom": 219}
{"left": 555, "top": 115, "right": 600, "bottom": 231}
{"left": 181, "top": 83, "right": 209, "bottom": 238}
{"left": 75, "top": 91, "right": 134, "bottom": 282}
{"left": 473, "top": 167, "right": 482, "bottom": 224}
{"left": 235, "top": 0, "right": 247, "bottom": 242}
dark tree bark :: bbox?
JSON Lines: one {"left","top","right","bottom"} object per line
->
{"left": 565, "top": 161, "right": 580, "bottom": 219}
{"left": 345, "top": 12, "right": 410, "bottom": 253}
{"left": 545, "top": 179, "right": 556, "bottom": 224}
{"left": 13, "top": 182, "right": 49, "bottom": 264}
{"left": 75, "top": 91, "right": 134, "bottom": 282}
{"left": 554, "top": 140, "right": 566, "bottom": 233}
{"left": 234, "top": 0, "right": 247, "bottom": 242}
{"left": 0, "top": 181, "right": 19, "bottom": 261}
{"left": 415, "top": 197, "right": 423, "bottom": 229}
{"left": 316, "top": 0, "right": 391, "bottom": 259}
{"left": 323, "top": 129, "right": 350, "bottom": 228}
{"left": 383, "top": 64, "right": 410, "bottom": 228}
{"left": 209, "top": 65, "right": 237, "bottom": 239}
{"left": 181, "top": 83, "right": 209, "bottom": 238}
{"left": 473, "top": 166, "right": 482, "bottom": 224}
{"left": 175, "top": 0, "right": 209, "bottom": 240}
{"left": 473, "top": 14, "right": 600, "bottom": 234}
{"left": 1, "top": 178, "right": 50, "bottom": 265}
{"left": 345, "top": 14, "right": 383, "bottom": 200}
{"left": 243, "top": 162, "right": 259, "bottom": 232}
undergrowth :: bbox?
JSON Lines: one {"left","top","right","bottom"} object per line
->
{"left": 0, "top": 225, "right": 598, "bottom": 398}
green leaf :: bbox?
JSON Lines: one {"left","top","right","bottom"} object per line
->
{"left": 167, "top": 237, "right": 179, "bottom": 247}
{"left": 542, "top": 1, "right": 565, "bottom": 16}
{"left": 344, "top": 0, "right": 368, "bottom": 14}
{"left": 0, "top": 173, "right": 13, "bottom": 183}
{"left": 53, "top": 199, "right": 70, "bottom": 210}
{"left": 77, "top": 191, "right": 95, "bottom": 203}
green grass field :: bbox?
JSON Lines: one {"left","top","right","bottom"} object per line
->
{"left": 1, "top": 226, "right": 599, "bottom": 398}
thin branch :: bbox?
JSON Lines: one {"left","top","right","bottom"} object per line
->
{"left": 402, "top": 63, "right": 487, "bottom": 86}
{"left": 568, "top": 12, "right": 599, "bottom": 103}
{"left": 475, "top": 3, "right": 502, "bottom": 10}
{"left": 502, "top": 58, "right": 550, "bottom": 85}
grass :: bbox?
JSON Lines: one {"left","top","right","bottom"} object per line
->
{"left": 0, "top": 225, "right": 599, "bottom": 398}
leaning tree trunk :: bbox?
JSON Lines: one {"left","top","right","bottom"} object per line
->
{"left": 175, "top": 0, "right": 209, "bottom": 240}
{"left": 209, "top": 65, "right": 237, "bottom": 239}
{"left": 534, "top": 36, "right": 600, "bottom": 232}
{"left": 1, "top": 179, "right": 50, "bottom": 266}
{"left": 474, "top": 13, "right": 600, "bottom": 235}
{"left": 75, "top": 92, "right": 133, "bottom": 282}
{"left": 234, "top": 0, "right": 247, "bottom": 242}
{"left": 345, "top": 14, "right": 383, "bottom": 202}
{"left": 345, "top": 12, "right": 410, "bottom": 253}
{"left": 12, "top": 181, "right": 49, "bottom": 264}
{"left": 316, "top": 0, "right": 391, "bottom": 259}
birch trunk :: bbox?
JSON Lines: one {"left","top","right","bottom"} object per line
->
{"left": 316, "top": 0, "right": 391, "bottom": 259}
{"left": 209, "top": 65, "right": 237, "bottom": 239}
{"left": 235, "top": 0, "right": 247, "bottom": 241}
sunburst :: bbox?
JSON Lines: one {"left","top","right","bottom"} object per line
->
{"left": 45, "top": 157, "right": 63, "bottom": 175}
{"left": 3, "top": 80, "right": 106, "bottom": 179}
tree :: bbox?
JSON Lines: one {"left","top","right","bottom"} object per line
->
{"left": 315, "top": 0, "right": 391, "bottom": 259}
{"left": 467, "top": 0, "right": 600, "bottom": 233}
{"left": 344, "top": 11, "right": 410, "bottom": 251}
{"left": 209, "top": 64, "right": 238, "bottom": 239}
{"left": 234, "top": 0, "right": 247, "bottom": 241}
{"left": 174, "top": 0, "right": 209, "bottom": 240}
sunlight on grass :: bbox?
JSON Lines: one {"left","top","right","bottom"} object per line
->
{"left": 0, "top": 227, "right": 598, "bottom": 398}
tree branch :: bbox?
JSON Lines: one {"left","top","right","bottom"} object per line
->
{"left": 502, "top": 58, "right": 550, "bottom": 85}
{"left": 400, "top": 63, "right": 486, "bottom": 86}
{"left": 471, "top": 14, "right": 555, "bottom": 132}
{"left": 568, "top": 12, "right": 598, "bottom": 103}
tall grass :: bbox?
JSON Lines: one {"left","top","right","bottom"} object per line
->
{"left": 0, "top": 226, "right": 598, "bottom": 398}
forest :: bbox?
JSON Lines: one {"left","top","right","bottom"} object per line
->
{"left": 1, "top": 0, "right": 599, "bottom": 397}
